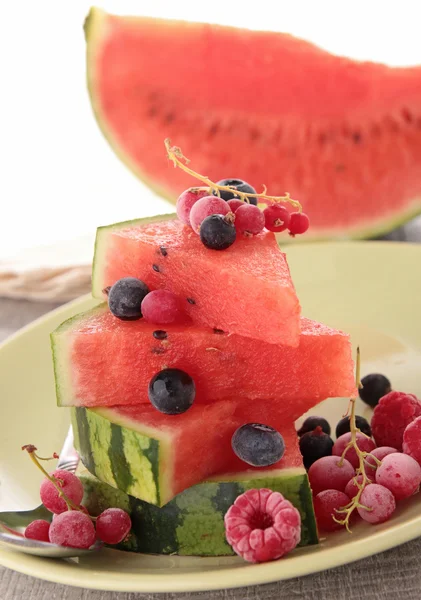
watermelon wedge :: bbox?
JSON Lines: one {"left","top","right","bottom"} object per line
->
{"left": 92, "top": 215, "right": 301, "bottom": 346}
{"left": 52, "top": 304, "right": 355, "bottom": 416}
{"left": 86, "top": 8, "right": 421, "bottom": 240}
{"left": 72, "top": 401, "right": 307, "bottom": 506}
{"left": 80, "top": 467, "right": 318, "bottom": 555}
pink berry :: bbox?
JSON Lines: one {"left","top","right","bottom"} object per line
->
{"left": 357, "top": 484, "right": 396, "bottom": 524}
{"left": 313, "top": 490, "right": 350, "bottom": 532}
{"left": 332, "top": 432, "right": 376, "bottom": 469}
{"left": 40, "top": 470, "right": 84, "bottom": 515}
{"left": 375, "top": 452, "right": 421, "bottom": 500}
{"left": 371, "top": 391, "right": 421, "bottom": 450}
{"left": 403, "top": 416, "right": 421, "bottom": 465}
{"left": 227, "top": 199, "right": 244, "bottom": 212}
{"left": 176, "top": 189, "right": 209, "bottom": 225}
{"left": 263, "top": 205, "right": 290, "bottom": 233}
{"left": 345, "top": 474, "right": 373, "bottom": 499}
{"left": 25, "top": 520, "right": 51, "bottom": 542}
{"left": 288, "top": 212, "right": 310, "bottom": 236}
{"left": 96, "top": 508, "right": 132, "bottom": 545}
{"left": 365, "top": 446, "right": 398, "bottom": 474}
{"left": 224, "top": 488, "right": 301, "bottom": 563}
{"left": 308, "top": 455, "right": 355, "bottom": 495}
{"left": 189, "top": 196, "right": 230, "bottom": 233}
{"left": 49, "top": 511, "right": 96, "bottom": 549}
{"left": 234, "top": 204, "right": 265, "bottom": 235}
{"left": 141, "top": 290, "right": 186, "bottom": 325}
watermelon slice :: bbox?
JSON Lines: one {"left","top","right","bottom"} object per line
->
{"left": 92, "top": 215, "right": 301, "bottom": 346}
{"left": 52, "top": 304, "right": 355, "bottom": 416}
{"left": 80, "top": 467, "right": 318, "bottom": 555}
{"left": 72, "top": 401, "right": 307, "bottom": 506}
{"left": 86, "top": 8, "right": 421, "bottom": 240}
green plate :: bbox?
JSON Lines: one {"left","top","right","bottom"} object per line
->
{"left": 1, "top": 241, "right": 421, "bottom": 593}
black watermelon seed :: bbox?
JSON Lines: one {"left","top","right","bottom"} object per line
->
{"left": 187, "top": 297, "right": 196, "bottom": 305}
{"left": 153, "top": 330, "right": 168, "bottom": 340}
{"left": 213, "top": 328, "right": 225, "bottom": 335}
{"left": 102, "top": 286, "right": 111, "bottom": 296}
{"left": 152, "top": 264, "right": 161, "bottom": 273}
{"left": 159, "top": 247, "right": 168, "bottom": 257}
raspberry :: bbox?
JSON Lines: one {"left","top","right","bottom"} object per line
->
{"left": 224, "top": 488, "right": 301, "bottom": 563}
{"left": 375, "top": 452, "right": 421, "bottom": 500}
{"left": 313, "top": 490, "right": 351, "bottom": 532}
{"left": 357, "top": 484, "right": 396, "bottom": 524}
{"left": 371, "top": 391, "right": 421, "bottom": 450}
{"left": 332, "top": 432, "right": 376, "bottom": 469}
{"left": 403, "top": 416, "right": 421, "bottom": 465}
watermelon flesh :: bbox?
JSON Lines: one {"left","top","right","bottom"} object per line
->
{"left": 80, "top": 467, "right": 318, "bottom": 555}
{"left": 52, "top": 305, "right": 355, "bottom": 418}
{"left": 92, "top": 215, "right": 301, "bottom": 346}
{"left": 72, "top": 401, "right": 305, "bottom": 506}
{"left": 86, "top": 8, "right": 421, "bottom": 239}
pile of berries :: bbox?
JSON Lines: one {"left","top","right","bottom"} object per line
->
{"left": 176, "top": 178, "right": 310, "bottom": 251}
{"left": 296, "top": 385, "right": 421, "bottom": 533}
{"left": 22, "top": 448, "right": 131, "bottom": 550}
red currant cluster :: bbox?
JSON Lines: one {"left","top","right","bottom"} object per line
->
{"left": 176, "top": 187, "right": 310, "bottom": 239}
{"left": 22, "top": 446, "right": 131, "bottom": 549}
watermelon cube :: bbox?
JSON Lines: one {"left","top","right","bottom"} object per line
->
{"left": 53, "top": 305, "right": 355, "bottom": 419}
{"left": 91, "top": 215, "right": 301, "bottom": 346}
{"left": 72, "top": 400, "right": 308, "bottom": 506}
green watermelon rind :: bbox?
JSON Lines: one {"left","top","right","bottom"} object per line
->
{"left": 80, "top": 467, "right": 318, "bottom": 556}
{"left": 91, "top": 213, "right": 176, "bottom": 298}
{"left": 71, "top": 406, "right": 173, "bottom": 507}
{"left": 85, "top": 7, "right": 421, "bottom": 242}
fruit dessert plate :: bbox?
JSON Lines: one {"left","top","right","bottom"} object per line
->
{"left": 1, "top": 241, "right": 421, "bottom": 593}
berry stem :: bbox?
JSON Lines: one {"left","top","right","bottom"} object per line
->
{"left": 22, "top": 445, "right": 81, "bottom": 512}
{"left": 165, "top": 139, "right": 302, "bottom": 211}
{"left": 334, "top": 348, "right": 374, "bottom": 532}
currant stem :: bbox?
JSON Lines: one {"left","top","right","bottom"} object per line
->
{"left": 165, "top": 138, "right": 302, "bottom": 210}
{"left": 333, "top": 347, "right": 373, "bottom": 532}
{"left": 23, "top": 446, "right": 81, "bottom": 512}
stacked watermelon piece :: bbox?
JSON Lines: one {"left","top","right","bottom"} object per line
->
{"left": 51, "top": 214, "right": 355, "bottom": 555}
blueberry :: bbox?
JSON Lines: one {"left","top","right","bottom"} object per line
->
{"left": 299, "top": 427, "right": 334, "bottom": 470}
{"left": 231, "top": 423, "right": 285, "bottom": 467}
{"left": 108, "top": 277, "right": 150, "bottom": 320}
{"left": 213, "top": 179, "right": 257, "bottom": 205}
{"left": 200, "top": 215, "right": 236, "bottom": 250}
{"left": 297, "top": 416, "right": 331, "bottom": 437}
{"left": 359, "top": 373, "right": 391, "bottom": 407}
{"left": 336, "top": 415, "right": 372, "bottom": 438}
{"left": 148, "top": 368, "right": 195, "bottom": 415}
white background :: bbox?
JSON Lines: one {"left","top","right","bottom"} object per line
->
{"left": 2, "top": 0, "right": 421, "bottom": 261}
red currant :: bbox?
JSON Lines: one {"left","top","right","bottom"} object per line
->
{"left": 25, "top": 520, "right": 51, "bottom": 542}
{"left": 227, "top": 199, "right": 244, "bottom": 212}
{"left": 176, "top": 189, "right": 209, "bottom": 225}
{"left": 288, "top": 212, "right": 310, "bottom": 236}
{"left": 141, "top": 290, "right": 186, "bottom": 325}
{"left": 263, "top": 205, "right": 290, "bottom": 233}
{"left": 96, "top": 508, "right": 132, "bottom": 545}
{"left": 235, "top": 204, "right": 265, "bottom": 235}
{"left": 189, "top": 196, "right": 230, "bottom": 233}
